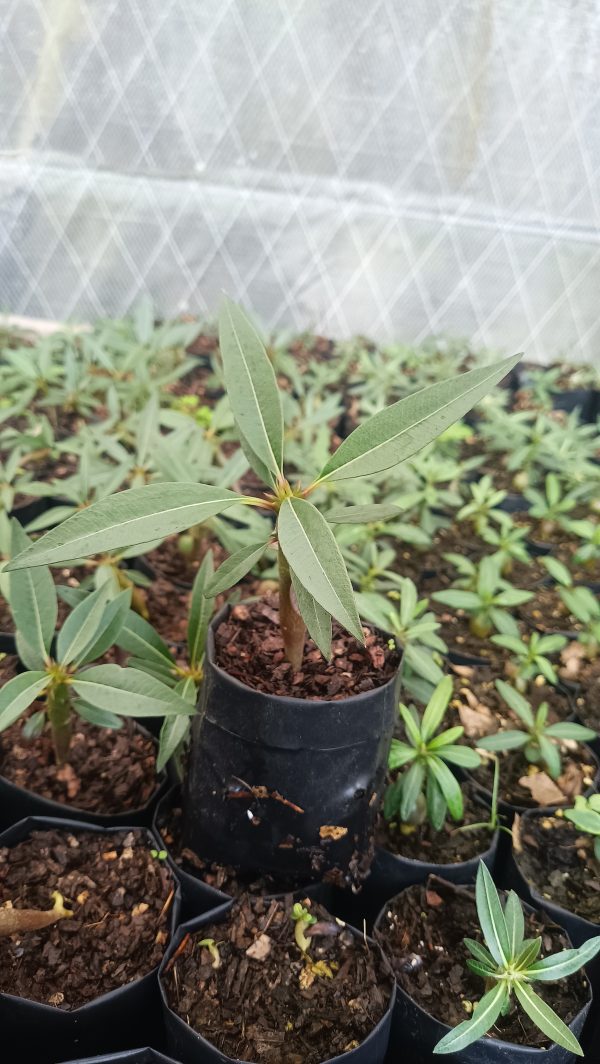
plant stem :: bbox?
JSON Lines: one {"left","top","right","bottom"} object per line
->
{"left": 278, "top": 547, "right": 306, "bottom": 671}
{"left": 47, "top": 682, "right": 71, "bottom": 765}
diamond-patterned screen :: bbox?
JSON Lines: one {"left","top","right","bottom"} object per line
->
{"left": 1, "top": 0, "right": 599, "bottom": 363}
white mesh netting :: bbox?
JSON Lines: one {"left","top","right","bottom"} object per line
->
{"left": 1, "top": 0, "right": 599, "bottom": 362}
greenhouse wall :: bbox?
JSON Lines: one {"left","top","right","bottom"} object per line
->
{"left": 1, "top": 0, "right": 599, "bottom": 363}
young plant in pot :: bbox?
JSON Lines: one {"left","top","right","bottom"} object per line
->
{"left": 471, "top": 680, "right": 597, "bottom": 813}
{"left": 508, "top": 797, "right": 600, "bottom": 948}
{"left": 377, "top": 862, "right": 600, "bottom": 1062}
{"left": 370, "top": 677, "right": 502, "bottom": 903}
{"left": 5, "top": 299, "right": 521, "bottom": 887}
{"left": 159, "top": 892, "right": 396, "bottom": 1064}
{"left": 432, "top": 555, "right": 531, "bottom": 659}
{"left": 0, "top": 522, "right": 192, "bottom": 826}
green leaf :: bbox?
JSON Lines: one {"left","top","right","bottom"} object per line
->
{"left": 399, "top": 760, "right": 426, "bottom": 821}
{"left": 464, "top": 938, "right": 496, "bottom": 968}
{"left": 290, "top": 567, "right": 332, "bottom": 660}
{"left": 9, "top": 520, "right": 57, "bottom": 659}
{"left": 513, "top": 982, "right": 583, "bottom": 1056}
{"left": 5, "top": 483, "right": 241, "bottom": 570}
{"left": 72, "top": 665, "right": 192, "bottom": 717}
{"left": 527, "top": 937, "right": 600, "bottom": 981}
{"left": 439, "top": 744, "right": 482, "bottom": 769}
{"left": 75, "top": 702, "right": 123, "bottom": 730}
{"left": 204, "top": 540, "right": 269, "bottom": 597}
{"left": 495, "top": 680, "right": 535, "bottom": 728}
{"left": 77, "top": 590, "right": 133, "bottom": 665}
{"left": 545, "top": 721, "right": 597, "bottom": 742}
{"left": 319, "top": 353, "right": 521, "bottom": 482}
{"left": 503, "top": 891, "right": 525, "bottom": 956}
{"left": 188, "top": 551, "right": 215, "bottom": 669}
{"left": 428, "top": 756, "right": 464, "bottom": 820}
{"left": 388, "top": 739, "right": 417, "bottom": 771}
{"left": 421, "top": 675, "right": 452, "bottom": 742}
{"left": 426, "top": 773, "right": 447, "bottom": 831}
{"left": 515, "top": 937, "right": 542, "bottom": 970}
{"left": 427, "top": 726, "right": 464, "bottom": 749}
{"left": 537, "top": 735, "right": 562, "bottom": 779}
{"left": 278, "top": 497, "right": 363, "bottom": 642}
{"left": 0, "top": 671, "right": 48, "bottom": 732}
{"left": 466, "top": 958, "right": 499, "bottom": 980}
{"left": 16, "top": 631, "right": 46, "bottom": 671}
{"left": 404, "top": 644, "right": 444, "bottom": 685}
{"left": 219, "top": 297, "right": 283, "bottom": 478}
{"left": 478, "top": 730, "right": 529, "bottom": 752}
{"left": 157, "top": 678, "right": 197, "bottom": 772}
{"left": 57, "top": 584, "right": 112, "bottom": 666}
{"left": 432, "top": 590, "right": 481, "bottom": 610}
{"left": 325, "top": 503, "right": 403, "bottom": 524}
{"left": 117, "top": 610, "right": 175, "bottom": 668}
{"left": 433, "top": 982, "right": 509, "bottom": 1054}
{"left": 399, "top": 703, "right": 423, "bottom": 748}
{"left": 476, "top": 861, "right": 510, "bottom": 966}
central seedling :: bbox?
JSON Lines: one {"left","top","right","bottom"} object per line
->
{"left": 6, "top": 300, "right": 521, "bottom": 673}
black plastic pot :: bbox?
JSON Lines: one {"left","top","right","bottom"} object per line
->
{"left": 60, "top": 1052, "right": 179, "bottom": 1064}
{"left": 0, "top": 723, "right": 169, "bottom": 832}
{"left": 182, "top": 605, "right": 402, "bottom": 888}
{"left": 376, "top": 880, "right": 592, "bottom": 1064}
{"left": 153, "top": 784, "right": 336, "bottom": 920}
{"left": 498, "top": 493, "right": 531, "bottom": 514}
{"left": 505, "top": 809, "right": 600, "bottom": 950}
{"left": 0, "top": 816, "right": 184, "bottom": 1064}
{"left": 159, "top": 900, "right": 396, "bottom": 1064}
{"left": 9, "top": 494, "right": 55, "bottom": 528}
{"left": 552, "top": 388, "right": 600, "bottom": 424}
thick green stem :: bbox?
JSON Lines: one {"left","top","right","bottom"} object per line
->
{"left": 278, "top": 548, "right": 306, "bottom": 671}
{"left": 47, "top": 683, "right": 72, "bottom": 766}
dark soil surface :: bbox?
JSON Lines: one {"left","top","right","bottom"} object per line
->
{"left": 157, "top": 790, "right": 318, "bottom": 898}
{"left": 559, "top": 650, "right": 600, "bottom": 731}
{"left": 0, "top": 712, "right": 158, "bottom": 814}
{"left": 215, "top": 595, "right": 400, "bottom": 699}
{"left": 0, "top": 827, "right": 174, "bottom": 1008}
{"left": 448, "top": 664, "right": 573, "bottom": 740}
{"left": 518, "top": 583, "right": 581, "bottom": 634}
{"left": 376, "top": 877, "right": 589, "bottom": 1049}
{"left": 143, "top": 535, "right": 228, "bottom": 589}
{"left": 0, "top": 654, "right": 18, "bottom": 683}
{"left": 514, "top": 812, "right": 600, "bottom": 923}
{"left": 144, "top": 574, "right": 191, "bottom": 642}
{"left": 556, "top": 545, "right": 600, "bottom": 586}
{"left": 376, "top": 784, "right": 496, "bottom": 864}
{"left": 0, "top": 597, "right": 13, "bottom": 634}
{"left": 429, "top": 604, "right": 517, "bottom": 665}
{"left": 166, "top": 361, "right": 223, "bottom": 403}
{"left": 164, "top": 894, "right": 393, "bottom": 1063}
{"left": 470, "top": 742, "right": 597, "bottom": 809}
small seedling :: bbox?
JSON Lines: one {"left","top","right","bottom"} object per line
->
{"left": 384, "top": 676, "right": 481, "bottom": 831}
{"left": 198, "top": 938, "right": 221, "bottom": 969}
{"left": 291, "top": 902, "right": 317, "bottom": 954}
{"left": 150, "top": 849, "right": 168, "bottom": 861}
{"left": 457, "top": 475, "right": 507, "bottom": 536}
{"left": 564, "top": 794, "right": 600, "bottom": 861}
{"left": 477, "top": 680, "right": 596, "bottom": 780}
{"left": 491, "top": 631, "right": 567, "bottom": 691}
{"left": 433, "top": 556, "right": 531, "bottom": 639}
{"left": 434, "top": 862, "right": 600, "bottom": 1055}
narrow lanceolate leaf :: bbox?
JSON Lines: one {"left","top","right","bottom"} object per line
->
{"left": 515, "top": 937, "right": 542, "bottom": 970}
{"left": 278, "top": 498, "right": 363, "bottom": 642}
{"left": 433, "top": 982, "right": 509, "bottom": 1054}
{"left": 318, "top": 352, "right": 522, "bottom": 482}
{"left": 9, "top": 519, "right": 57, "bottom": 660}
{"left": 420, "top": 675, "right": 452, "bottom": 742}
{"left": 291, "top": 568, "right": 332, "bottom": 660}
{"left": 72, "top": 665, "right": 193, "bottom": 717}
{"left": 75, "top": 703, "right": 123, "bottom": 730}
{"left": 5, "top": 483, "right": 241, "bottom": 570}
{"left": 503, "top": 890, "right": 525, "bottom": 956}
{"left": 513, "top": 983, "right": 583, "bottom": 1056}
{"left": 464, "top": 938, "right": 496, "bottom": 968}
{"left": 77, "top": 590, "right": 133, "bottom": 666}
{"left": 56, "top": 584, "right": 112, "bottom": 666}
{"left": 476, "top": 861, "right": 510, "bottom": 966}
{"left": 0, "top": 672, "right": 48, "bottom": 732}
{"left": 188, "top": 551, "right": 215, "bottom": 669}
{"left": 404, "top": 644, "right": 444, "bottom": 685}
{"left": 325, "top": 503, "right": 403, "bottom": 524}
{"left": 428, "top": 756, "right": 464, "bottom": 820}
{"left": 117, "top": 610, "right": 174, "bottom": 668}
{"left": 388, "top": 740, "right": 417, "bottom": 771}
{"left": 157, "top": 677, "right": 197, "bottom": 772}
{"left": 219, "top": 298, "right": 283, "bottom": 478}
{"left": 400, "top": 761, "right": 426, "bottom": 821}
{"left": 204, "top": 541, "right": 270, "bottom": 598}
{"left": 527, "top": 937, "right": 600, "bottom": 981}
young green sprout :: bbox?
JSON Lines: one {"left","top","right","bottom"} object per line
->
{"left": 564, "top": 794, "right": 600, "bottom": 862}
{"left": 5, "top": 300, "right": 521, "bottom": 671}
{"left": 434, "top": 862, "right": 600, "bottom": 1055}
{"left": 384, "top": 676, "right": 481, "bottom": 831}
{"left": 476, "top": 680, "right": 596, "bottom": 780}
{"left": 491, "top": 631, "right": 567, "bottom": 692}
{"left": 524, "top": 472, "right": 580, "bottom": 539}
{"left": 457, "top": 474, "right": 507, "bottom": 537}
{"left": 198, "top": 938, "right": 221, "bottom": 969}
{"left": 433, "top": 556, "right": 531, "bottom": 639}
{"left": 291, "top": 902, "right": 317, "bottom": 954}
{"left": 480, "top": 512, "right": 531, "bottom": 575}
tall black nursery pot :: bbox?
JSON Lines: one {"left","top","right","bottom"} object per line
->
{"left": 159, "top": 901, "right": 396, "bottom": 1064}
{"left": 182, "top": 605, "right": 401, "bottom": 888}
{"left": 0, "top": 816, "right": 185, "bottom": 1064}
